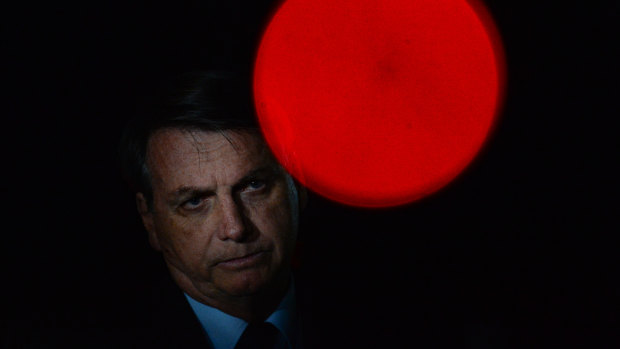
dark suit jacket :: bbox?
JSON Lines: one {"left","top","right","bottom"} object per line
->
{"left": 5, "top": 256, "right": 514, "bottom": 348}
{"left": 130, "top": 265, "right": 319, "bottom": 348}
{"left": 8, "top": 258, "right": 319, "bottom": 348}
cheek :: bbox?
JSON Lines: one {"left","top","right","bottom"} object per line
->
{"left": 155, "top": 216, "right": 214, "bottom": 263}
{"left": 249, "top": 195, "right": 297, "bottom": 249}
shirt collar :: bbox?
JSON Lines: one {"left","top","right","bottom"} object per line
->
{"left": 184, "top": 281, "right": 297, "bottom": 349}
{"left": 266, "top": 282, "right": 297, "bottom": 348}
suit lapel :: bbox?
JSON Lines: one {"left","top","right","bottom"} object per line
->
{"left": 143, "top": 261, "right": 211, "bottom": 348}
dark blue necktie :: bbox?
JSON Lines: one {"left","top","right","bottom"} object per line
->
{"left": 235, "top": 322, "right": 281, "bottom": 349}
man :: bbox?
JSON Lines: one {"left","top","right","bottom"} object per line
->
{"left": 114, "top": 71, "right": 500, "bottom": 349}
{"left": 118, "top": 71, "right": 308, "bottom": 349}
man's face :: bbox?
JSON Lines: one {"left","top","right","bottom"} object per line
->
{"left": 138, "top": 128, "right": 299, "bottom": 303}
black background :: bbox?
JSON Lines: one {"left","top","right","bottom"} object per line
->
{"left": 3, "top": 0, "right": 619, "bottom": 347}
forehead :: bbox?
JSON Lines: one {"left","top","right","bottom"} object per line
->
{"left": 146, "top": 128, "right": 273, "bottom": 191}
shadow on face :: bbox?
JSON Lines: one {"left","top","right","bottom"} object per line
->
{"left": 136, "top": 128, "right": 302, "bottom": 307}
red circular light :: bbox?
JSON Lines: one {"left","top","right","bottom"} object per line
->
{"left": 254, "top": 0, "right": 505, "bottom": 207}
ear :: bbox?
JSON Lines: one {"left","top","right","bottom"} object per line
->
{"left": 136, "top": 192, "right": 161, "bottom": 251}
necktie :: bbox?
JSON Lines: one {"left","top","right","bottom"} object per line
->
{"left": 235, "top": 322, "right": 281, "bottom": 349}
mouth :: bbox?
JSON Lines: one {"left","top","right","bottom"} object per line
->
{"left": 216, "top": 251, "right": 269, "bottom": 270}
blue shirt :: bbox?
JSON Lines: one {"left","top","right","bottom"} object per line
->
{"left": 184, "top": 283, "right": 298, "bottom": 349}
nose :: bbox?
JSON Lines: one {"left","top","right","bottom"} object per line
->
{"left": 217, "top": 195, "right": 248, "bottom": 242}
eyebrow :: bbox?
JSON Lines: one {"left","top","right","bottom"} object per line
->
{"left": 171, "top": 186, "right": 212, "bottom": 199}
{"left": 167, "top": 165, "right": 282, "bottom": 202}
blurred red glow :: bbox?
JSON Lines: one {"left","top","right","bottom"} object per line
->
{"left": 254, "top": 0, "right": 506, "bottom": 207}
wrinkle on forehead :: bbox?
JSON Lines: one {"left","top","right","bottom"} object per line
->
{"left": 180, "top": 128, "right": 263, "bottom": 161}
{"left": 182, "top": 130, "right": 224, "bottom": 159}
{"left": 146, "top": 128, "right": 272, "bottom": 191}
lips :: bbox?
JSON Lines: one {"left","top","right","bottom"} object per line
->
{"left": 216, "top": 251, "right": 268, "bottom": 269}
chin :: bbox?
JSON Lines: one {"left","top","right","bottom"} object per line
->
{"left": 221, "top": 270, "right": 274, "bottom": 296}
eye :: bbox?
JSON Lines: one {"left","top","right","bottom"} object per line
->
{"left": 247, "top": 180, "right": 266, "bottom": 191}
{"left": 182, "top": 196, "right": 204, "bottom": 210}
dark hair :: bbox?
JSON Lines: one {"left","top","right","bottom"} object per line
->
{"left": 118, "top": 71, "right": 259, "bottom": 207}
